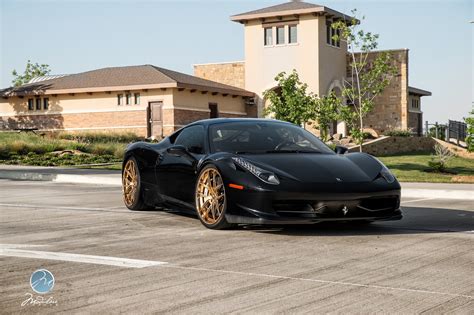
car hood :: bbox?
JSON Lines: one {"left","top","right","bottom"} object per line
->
{"left": 241, "top": 153, "right": 383, "bottom": 183}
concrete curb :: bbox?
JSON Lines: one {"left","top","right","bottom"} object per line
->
{"left": 0, "top": 171, "right": 121, "bottom": 186}
{"left": 0, "top": 170, "right": 472, "bottom": 200}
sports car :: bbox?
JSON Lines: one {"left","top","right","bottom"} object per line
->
{"left": 122, "top": 118, "right": 402, "bottom": 229}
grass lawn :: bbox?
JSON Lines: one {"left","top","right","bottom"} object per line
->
{"left": 0, "top": 131, "right": 143, "bottom": 167}
{"left": 379, "top": 154, "right": 474, "bottom": 183}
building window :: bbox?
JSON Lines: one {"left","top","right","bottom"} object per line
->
{"left": 264, "top": 27, "right": 273, "bottom": 46}
{"left": 126, "top": 93, "right": 132, "bottom": 105}
{"left": 28, "top": 99, "right": 34, "bottom": 111}
{"left": 289, "top": 25, "right": 297, "bottom": 44}
{"left": 36, "top": 98, "right": 42, "bottom": 110}
{"left": 134, "top": 93, "right": 140, "bottom": 105}
{"left": 326, "top": 22, "right": 340, "bottom": 47}
{"left": 43, "top": 98, "right": 49, "bottom": 110}
{"left": 117, "top": 94, "right": 123, "bottom": 106}
{"left": 276, "top": 26, "right": 285, "bottom": 45}
{"left": 209, "top": 103, "right": 219, "bottom": 119}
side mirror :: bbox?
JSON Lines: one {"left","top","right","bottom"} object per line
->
{"left": 167, "top": 145, "right": 188, "bottom": 157}
{"left": 335, "top": 145, "right": 348, "bottom": 154}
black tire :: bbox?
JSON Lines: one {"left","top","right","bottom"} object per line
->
{"left": 195, "top": 164, "right": 234, "bottom": 230}
{"left": 122, "top": 157, "right": 146, "bottom": 210}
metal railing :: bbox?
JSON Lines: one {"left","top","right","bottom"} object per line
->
{"left": 425, "top": 120, "right": 467, "bottom": 147}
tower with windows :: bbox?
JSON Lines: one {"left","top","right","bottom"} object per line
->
{"left": 231, "top": 0, "right": 351, "bottom": 134}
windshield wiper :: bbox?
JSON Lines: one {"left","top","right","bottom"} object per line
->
{"left": 235, "top": 151, "right": 260, "bottom": 154}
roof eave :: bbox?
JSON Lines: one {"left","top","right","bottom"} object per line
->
{"left": 2, "top": 83, "right": 179, "bottom": 97}
{"left": 409, "top": 87, "right": 432, "bottom": 97}
{"left": 231, "top": 7, "right": 356, "bottom": 23}
{"left": 176, "top": 82, "right": 255, "bottom": 97}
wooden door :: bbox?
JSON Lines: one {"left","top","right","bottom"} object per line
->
{"left": 148, "top": 101, "right": 163, "bottom": 138}
{"left": 209, "top": 103, "right": 219, "bottom": 118}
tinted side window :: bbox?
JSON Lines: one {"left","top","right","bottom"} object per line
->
{"left": 174, "top": 125, "right": 205, "bottom": 154}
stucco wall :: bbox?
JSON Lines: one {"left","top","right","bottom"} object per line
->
{"left": 242, "top": 14, "right": 348, "bottom": 117}
{"left": 0, "top": 89, "right": 172, "bottom": 116}
{"left": 244, "top": 16, "right": 321, "bottom": 116}
{"left": 172, "top": 89, "right": 247, "bottom": 114}
{"left": 0, "top": 87, "right": 252, "bottom": 136}
{"left": 194, "top": 62, "right": 245, "bottom": 89}
{"left": 318, "top": 17, "right": 348, "bottom": 95}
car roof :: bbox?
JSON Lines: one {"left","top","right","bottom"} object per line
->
{"left": 188, "top": 118, "right": 294, "bottom": 127}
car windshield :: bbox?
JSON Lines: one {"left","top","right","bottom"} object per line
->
{"left": 209, "top": 121, "right": 334, "bottom": 154}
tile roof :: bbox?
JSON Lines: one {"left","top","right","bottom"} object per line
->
{"left": 1, "top": 65, "right": 254, "bottom": 97}
{"left": 28, "top": 74, "right": 69, "bottom": 84}
{"left": 232, "top": 1, "right": 322, "bottom": 17}
{"left": 231, "top": 1, "right": 353, "bottom": 22}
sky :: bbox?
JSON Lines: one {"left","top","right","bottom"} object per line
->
{"left": 0, "top": 0, "right": 472, "bottom": 123}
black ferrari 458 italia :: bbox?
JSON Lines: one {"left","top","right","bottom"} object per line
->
{"left": 122, "top": 118, "right": 402, "bottom": 229}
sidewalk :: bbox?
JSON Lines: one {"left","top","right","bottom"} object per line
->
{"left": 0, "top": 165, "right": 120, "bottom": 186}
{"left": 0, "top": 165, "right": 472, "bottom": 200}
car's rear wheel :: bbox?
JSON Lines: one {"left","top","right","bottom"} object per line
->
{"left": 122, "top": 157, "right": 146, "bottom": 210}
{"left": 195, "top": 165, "right": 233, "bottom": 229}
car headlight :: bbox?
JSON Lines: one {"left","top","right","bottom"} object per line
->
{"left": 380, "top": 166, "right": 395, "bottom": 183}
{"left": 232, "top": 157, "right": 280, "bottom": 185}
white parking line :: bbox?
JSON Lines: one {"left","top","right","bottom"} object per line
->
{"left": 163, "top": 265, "right": 473, "bottom": 300}
{"left": 0, "top": 244, "right": 167, "bottom": 268}
{"left": 402, "top": 189, "right": 474, "bottom": 200}
{"left": 401, "top": 197, "right": 437, "bottom": 205}
{"left": 0, "top": 203, "right": 125, "bottom": 213}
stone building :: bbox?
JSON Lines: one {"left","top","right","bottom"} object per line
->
{"left": 0, "top": 65, "right": 255, "bottom": 137}
{"left": 194, "top": 1, "right": 431, "bottom": 136}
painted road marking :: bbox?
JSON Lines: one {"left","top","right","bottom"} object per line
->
{"left": 401, "top": 197, "right": 437, "bottom": 205}
{"left": 402, "top": 189, "right": 474, "bottom": 200}
{"left": 162, "top": 265, "right": 474, "bottom": 300}
{"left": 0, "top": 203, "right": 134, "bottom": 214}
{"left": 0, "top": 244, "right": 167, "bottom": 269}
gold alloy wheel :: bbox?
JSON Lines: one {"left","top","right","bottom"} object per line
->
{"left": 196, "top": 168, "right": 226, "bottom": 224}
{"left": 123, "top": 159, "right": 138, "bottom": 207}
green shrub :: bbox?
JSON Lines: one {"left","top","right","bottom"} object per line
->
{"left": 428, "top": 144, "right": 455, "bottom": 173}
{"left": 428, "top": 160, "right": 445, "bottom": 172}
{"left": 57, "top": 131, "right": 142, "bottom": 143}
{"left": 383, "top": 129, "right": 412, "bottom": 137}
{"left": 429, "top": 125, "right": 446, "bottom": 141}
{"left": 0, "top": 132, "right": 126, "bottom": 166}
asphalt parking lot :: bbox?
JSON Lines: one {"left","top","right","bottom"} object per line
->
{"left": 1, "top": 179, "right": 473, "bottom": 314}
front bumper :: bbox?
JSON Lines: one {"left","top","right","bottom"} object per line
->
{"left": 224, "top": 183, "right": 402, "bottom": 225}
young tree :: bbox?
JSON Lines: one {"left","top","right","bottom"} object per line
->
{"left": 263, "top": 70, "right": 316, "bottom": 127}
{"left": 314, "top": 92, "right": 339, "bottom": 141}
{"left": 332, "top": 10, "right": 397, "bottom": 151}
{"left": 466, "top": 109, "right": 474, "bottom": 152}
{"left": 12, "top": 60, "right": 51, "bottom": 87}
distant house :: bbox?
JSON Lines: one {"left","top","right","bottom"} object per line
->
{"left": 0, "top": 65, "right": 255, "bottom": 137}
{"left": 194, "top": 1, "right": 432, "bottom": 136}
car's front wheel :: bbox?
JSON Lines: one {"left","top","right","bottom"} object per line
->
{"left": 122, "top": 157, "right": 146, "bottom": 210}
{"left": 195, "top": 165, "right": 233, "bottom": 230}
